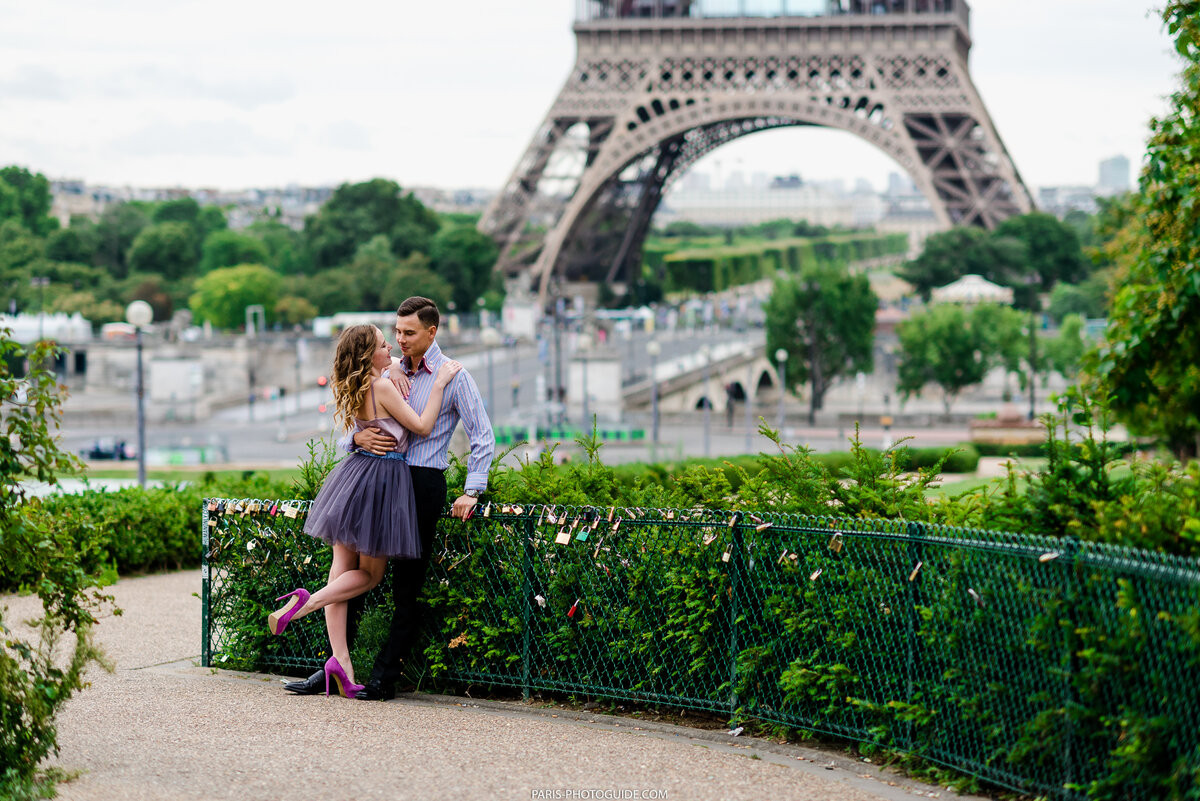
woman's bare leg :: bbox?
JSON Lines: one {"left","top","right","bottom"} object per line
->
{"left": 308, "top": 548, "right": 387, "bottom": 685}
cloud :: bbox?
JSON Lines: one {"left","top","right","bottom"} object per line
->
{"left": 319, "top": 120, "right": 372, "bottom": 151}
{"left": 102, "top": 67, "right": 296, "bottom": 111}
{"left": 111, "top": 119, "right": 289, "bottom": 159}
{"left": 0, "top": 66, "right": 68, "bottom": 100}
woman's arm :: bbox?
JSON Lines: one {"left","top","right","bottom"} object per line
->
{"left": 373, "top": 361, "right": 461, "bottom": 436}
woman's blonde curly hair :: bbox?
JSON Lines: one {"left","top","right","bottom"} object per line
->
{"left": 331, "top": 324, "right": 380, "bottom": 432}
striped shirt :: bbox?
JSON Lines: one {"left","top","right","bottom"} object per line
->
{"left": 340, "top": 340, "right": 495, "bottom": 491}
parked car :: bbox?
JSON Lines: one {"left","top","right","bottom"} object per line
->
{"left": 80, "top": 438, "right": 135, "bottom": 460}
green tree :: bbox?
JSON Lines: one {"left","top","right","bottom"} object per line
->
{"left": 200, "top": 230, "right": 270, "bottom": 273}
{"left": 0, "top": 220, "right": 45, "bottom": 313}
{"left": 994, "top": 211, "right": 1087, "bottom": 290}
{"left": 1047, "top": 272, "right": 1110, "bottom": 322}
{"left": 0, "top": 165, "right": 58, "bottom": 236}
{"left": 46, "top": 290, "right": 124, "bottom": 325}
{"left": 127, "top": 221, "right": 198, "bottom": 280}
{"left": 0, "top": 332, "right": 108, "bottom": 798}
{"left": 45, "top": 226, "right": 97, "bottom": 264}
{"left": 430, "top": 225, "right": 498, "bottom": 312}
{"left": 1043, "top": 314, "right": 1088, "bottom": 381}
{"left": 382, "top": 251, "right": 453, "bottom": 311}
{"left": 898, "top": 227, "right": 1027, "bottom": 301}
{"left": 896, "top": 303, "right": 990, "bottom": 417}
{"left": 303, "top": 178, "right": 440, "bottom": 269}
{"left": 92, "top": 202, "right": 151, "bottom": 278}
{"left": 188, "top": 264, "right": 282, "bottom": 330}
{"left": 295, "top": 271, "right": 362, "bottom": 316}
{"left": 274, "top": 295, "right": 319, "bottom": 326}
{"left": 970, "top": 302, "right": 1028, "bottom": 395}
{"left": 765, "top": 265, "right": 876, "bottom": 424}
{"left": 1090, "top": 1, "right": 1200, "bottom": 456}
{"left": 125, "top": 275, "right": 174, "bottom": 321}
{"left": 246, "top": 218, "right": 309, "bottom": 275}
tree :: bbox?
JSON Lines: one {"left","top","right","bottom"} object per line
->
{"left": 126, "top": 221, "right": 198, "bottom": 280}
{"left": 246, "top": 218, "right": 310, "bottom": 275}
{"left": 200, "top": 230, "right": 269, "bottom": 273}
{"left": 1090, "top": 1, "right": 1200, "bottom": 456}
{"left": 188, "top": 264, "right": 282, "bottom": 330}
{"left": 45, "top": 226, "right": 97, "bottom": 265}
{"left": 896, "top": 303, "right": 990, "bottom": 417}
{"left": 994, "top": 212, "right": 1087, "bottom": 289}
{"left": 969, "top": 302, "right": 1027, "bottom": 394}
{"left": 274, "top": 295, "right": 319, "bottom": 326}
{"left": 1047, "top": 273, "right": 1110, "bottom": 323}
{"left": 382, "top": 252, "right": 453, "bottom": 312}
{"left": 1043, "top": 315, "right": 1088, "bottom": 381}
{"left": 765, "top": 265, "right": 877, "bottom": 424}
{"left": 431, "top": 225, "right": 498, "bottom": 312}
{"left": 898, "top": 227, "right": 1027, "bottom": 300}
{"left": 46, "top": 290, "right": 124, "bottom": 326}
{"left": 303, "top": 178, "right": 440, "bottom": 270}
{"left": 0, "top": 166, "right": 58, "bottom": 236}
{"left": 92, "top": 202, "right": 151, "bottom": 278}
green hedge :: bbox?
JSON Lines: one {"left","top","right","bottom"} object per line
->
{"left": 659, "top": 232, "right": 908, "bottom": 294}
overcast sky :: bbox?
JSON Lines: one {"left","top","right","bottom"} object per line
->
{"left": 0, "top": 1, "right": 1179, "bottom": 194}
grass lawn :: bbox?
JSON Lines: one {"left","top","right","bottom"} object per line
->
{"left": 73, "top": 466, "right": 305, "bottom": 483}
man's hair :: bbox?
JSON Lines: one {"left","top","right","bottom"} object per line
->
{"left": 396, "top": 296, "right": 440, "bottom": 329}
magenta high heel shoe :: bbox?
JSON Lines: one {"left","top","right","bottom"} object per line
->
{"left": 324, "top": 656, "right": 364, "bottom": 699}
{"left": 267, "top": 588, "right": 310, "bottom": 635}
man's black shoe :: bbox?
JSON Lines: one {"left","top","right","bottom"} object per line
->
{"left": 355, "top": 678, "right": 396, "bottom": 701}
{"left": 283, "top": 670, "right": 325, "bottom": 695}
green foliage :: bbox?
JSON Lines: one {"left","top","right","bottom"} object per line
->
{"left": 200, "top": 230, "right": 270, "bottom": 273}
{"left": 0, "top": 167, "right": 58, "bottom": 237}
{"left": 430, "top": 225, "right": 498, "bottom": 312}
{"left": 274, "top": 295, "right": 319, "bottom": 326}
{"left": 898, "top": 226, "right": 1027, "bottom": 302}
{"left": 303, "top": 178, "right": 440, "bottom": 269}
{"left": 994, "top": 211, "right": 1087, "bottom": 290}
{"left": 91, "top": 202, "right": 152, "bottom": 278}
{"left": 896, "top": 304, "right": 990, "bottom": 415}
{"left": 1088, "top": 1, "right": 1200, "bottom": 456}
{"left": 188, "top": 263, "right": 282, "bottom": 329}
{"left": 1042, "top": 315, "right": 1088, "bottom": 380}
{"left": 765, "top": 265, "right": 877, "bottom": 423}
{"left": 127, "top": 221, "right": 198, "bottom": 281}
{"left": 1048, "top": 272, "right": 1111, "bottom": 323}
{"left": 0, "top": 332, "right": 108, "bottom": 794}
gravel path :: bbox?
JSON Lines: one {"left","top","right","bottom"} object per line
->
{"left": 3, "top": 571, "right": 984, "bottom": 801}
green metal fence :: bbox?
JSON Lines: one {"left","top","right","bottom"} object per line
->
{"left": 202, "top": 497, "right": 1200, "bottom": 800}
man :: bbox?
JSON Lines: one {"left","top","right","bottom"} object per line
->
{"left": 284, "top": 296, "right": 494, "bottom": 699}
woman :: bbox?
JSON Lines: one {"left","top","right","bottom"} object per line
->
{"left": 266, "top": 324, "right": 461, "bottom": 698}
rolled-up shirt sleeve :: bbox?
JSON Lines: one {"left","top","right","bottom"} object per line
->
{"left": 336, "top": 428, "right": 355, "bottom": 453}
{"left": 452, "top": 370, "right": 494, "bottom": 492}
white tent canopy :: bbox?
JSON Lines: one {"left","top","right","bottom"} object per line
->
{"left": 930, "top": 274, "right": 1015, "bottom": 305}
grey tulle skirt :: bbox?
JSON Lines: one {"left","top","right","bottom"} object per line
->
{"left": 303, "top": 451, "right": 420, "bottom": 559}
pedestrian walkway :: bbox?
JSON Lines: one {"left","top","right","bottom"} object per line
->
{"left": 5, "top": 571, "right": 986, "bottom": 801}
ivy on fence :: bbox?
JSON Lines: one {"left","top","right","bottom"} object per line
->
{"left": 202, "top": 498, "right": 1200, "bottom": 801}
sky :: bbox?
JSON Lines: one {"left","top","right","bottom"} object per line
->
{"left": 0, "top": 0, "right": 1180, "bottom": 194}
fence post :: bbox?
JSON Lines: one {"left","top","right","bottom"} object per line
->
{"left": 1062, "top": 536, "right": 1081, "bottom": 795}
{"left": 905, "top": 520, "right": 922, "bottom": 752}
{"left": 201, "top": 500, "right": 211, "bottom": 668}
{"left": 521, "top": 513, "right": 536, "bottom": 702}
{"left": 728, "top": 512, "right": 744, "bottom": 716}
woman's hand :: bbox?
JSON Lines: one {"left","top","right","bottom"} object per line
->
{"left": 435, "top": 360, "right": 462, "bottom": 388}
{"left": 389, "top": 370, "right": 412, "bottom": 399}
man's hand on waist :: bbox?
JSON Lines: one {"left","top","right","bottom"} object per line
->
{"left": 353, "top": 426, "right": 396, "bottom": 455}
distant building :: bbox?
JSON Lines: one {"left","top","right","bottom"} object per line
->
{"left": 1036, "top": 185, "right": 1098, "bottom": 217}
{"left": 1097, "top": 155, "right": 1131, "bottom": 196}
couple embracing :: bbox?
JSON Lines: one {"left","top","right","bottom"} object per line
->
{"left": 266, "top": 296, "right": 494, "bottom": 700}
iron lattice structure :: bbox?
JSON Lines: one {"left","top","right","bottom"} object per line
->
{"left": 480, "top": 0, "right": 1033, "bottom": 303}
{"left": 203, "top": 498, "right": 1200, "bottom": 800}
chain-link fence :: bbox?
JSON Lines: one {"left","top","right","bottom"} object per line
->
{"left": 202, "top": 497, "right": 1200, "bottom": 800}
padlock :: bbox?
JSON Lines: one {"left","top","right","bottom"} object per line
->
{"left": 555, "top": 528, "right": 571, "bottom": 545}
{"left": 567, "top": 598, "right": 580, "bottom": 619}
{"left": 909, "top": 561, "right": 923, "bottom": 581}
{"left": 828, "top": 534, "right": 843, "bottom": 553}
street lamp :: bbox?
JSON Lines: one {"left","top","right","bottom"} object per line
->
{"left": 774, "top": 348, "right": 788, "bottom": 432}
{"left": 700, "top": 344, "right": 711, "bottom": 457}
{"left": 481, "top": 327, "right": 502, "bottom": 415}
{"left": 577, "top": 332, "right": 592, "bottom": 429}
{"left": 1024, "top": 273, "right": 1040, "bottom": 421}
{"left": 126, "top": 300, "right": 153, "bottom": 488}
{"left": 30, "top": 277, "right": 49, "bottom": 341}
{"left": 744, "top": 354, "right": 754, "bottom": 453}
{"left": 646, "top": 339, "right": 661, "bottom": 455}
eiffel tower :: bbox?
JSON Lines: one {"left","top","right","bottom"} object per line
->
{"left": 480, "top": 0, "right": 1033, "bottom": 305}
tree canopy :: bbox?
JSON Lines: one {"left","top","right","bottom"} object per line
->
{"left": 1089, "top": 0, "right": 1200, "bottom": 455}
{"left": 765, "top": 265, "right": 877, "bottom": 424}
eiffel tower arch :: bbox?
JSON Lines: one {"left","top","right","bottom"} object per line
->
{"left": 480, "top": 0, "right": 1034, "bottom": 305}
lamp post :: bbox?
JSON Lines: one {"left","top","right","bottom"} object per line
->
{"left": 481, "top": 327, "right": 501, "bottom": 415}
{"left": 126, "top": 300, "right": 153, "bottom": 488}
{"left": 744, "top": 355, "right": 754, "bottom": 453}
{"left": 1024, "top": 273, "right": 1040, "bottom": 422}
{"left": 646, "top": 339, "right": 661, "bottom": 456}
{"left": 775, "top": 347, "right": 788, "bottom": 432}
{"left": 700, "top": 345, "right": 711, "bottom": 457}
{"left": 577, "top": 332, "right": 592, "bottom": 428}
{"left": 30, "top": 277, "right": 49, "bottom": 341}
